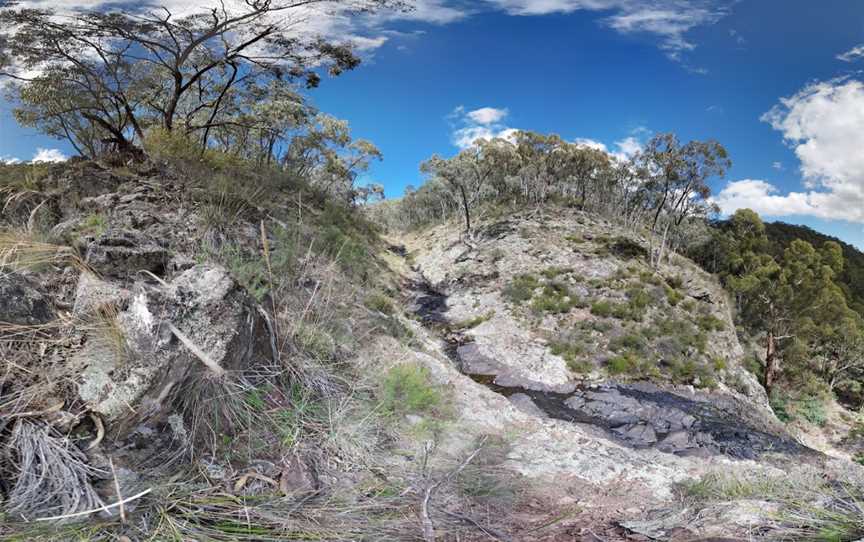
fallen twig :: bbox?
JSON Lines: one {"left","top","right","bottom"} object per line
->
{"left": 34, "top": 488, "right": 152, "bottom": 522}
{"left": 168, "top": 322, "right": 226, "bottom": 377}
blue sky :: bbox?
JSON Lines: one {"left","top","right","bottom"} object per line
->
{"left": 2, "top": 0, "right": 864, "bottom": 248}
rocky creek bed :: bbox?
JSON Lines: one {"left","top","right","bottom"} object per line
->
{"left": 405, "top": 272, "right": 811, "bottom": 461}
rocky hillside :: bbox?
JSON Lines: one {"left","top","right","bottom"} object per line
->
{"left": 392, "top": 208, "right": 864, "bottom": 539}
{"left": 1, "top": 160, "right": 864, "bottom": 541}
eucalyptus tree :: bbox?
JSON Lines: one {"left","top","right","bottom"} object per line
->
{"left": 0, "top": 0, "right": 405, "bottom": 153}
{"left": 420, "top": 138, "right": 518, "bottom": 233}
{"left": 637, "top": 133, "right": 730, "bottom": 267}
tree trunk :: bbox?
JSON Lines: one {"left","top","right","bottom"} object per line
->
{"left": 458, "top": 184, "right": 471, "bottom": 232}
{"left": 763, "top": 331, "right": 778, "bottom": 397}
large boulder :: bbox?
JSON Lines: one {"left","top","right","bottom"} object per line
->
{"left": 0, "top": 272, "right": 55, "bottom": 325}
{"left": 76, "top": 264, "right": 272, "bottom": 429}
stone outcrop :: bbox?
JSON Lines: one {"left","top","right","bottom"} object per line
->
{"left": 0, "top": 272, "right": 55, "bottom": 325}
{"left": 85, "top": 229, "right": 168, "bottom": 279}
{"left": 76, "top": 264, "right": 272, "bottom": 428}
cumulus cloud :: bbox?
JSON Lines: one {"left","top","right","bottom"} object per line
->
{"left": 450, "top": 106, "right": 518, "bottom": 149}
{"left": 713, "top": 78, "right": 864, "bottom": 223}
{"left": 31, "top": 148, "right": 67, "bottom": 163}
{"left": 466, "top": 107, "right": 509, "bottom": 125}
{"left": 484, "top": 0, "right": 731, "bottom": 61}
{"left": 1, "top": 156, "right": 22, "bottom": 164}
{"left": 837, "top": 44, "right": 864, "bottom": 63}
{"left": 574, "top": 134, "right": 643, "bottom": 161}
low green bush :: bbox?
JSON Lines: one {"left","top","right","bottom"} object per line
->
{"left": 503, "top": 274, "right": 540, "bottom": 304}
{"left": 365, "top": 292, "right": 395, "bottom": 315}
{"left": 380, "top": 363, "right": 443, "bottom": 416}
{"left": 531, "top": 282, "right": 578, "bottom": 314}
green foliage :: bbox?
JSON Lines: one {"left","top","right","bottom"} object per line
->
{"left": 665, "top": 285, "right": 684, "bottom": 306}
{"left": 531, "top": 282, "right": 579, "bottom": 314}
{"left": 770, "top": 392, "right": 827, "bottom": 426}
{"left": 365, "top": 292, "right": 395, "bottom": 315}
{"left": 696, "top": 312, "right": 726, "bottom": 332}
{"left": 608, "top": 236, "right": 648, "bottom": 260}
{"left": 607, "top": 352, "right": 639, "bottom": 375}
{"left": 294, "top": 324, "right": 337, "bottom": 360}
{"left": 609, "top": 333, "right": 647, "bottom": 353}
{"left": 79, "top": 213, "right": 107, "bottom": 236}
{"left": 502, "top": 274, "right": 539, "bottom": 304}
{"left": 549, "top": 333, "right": 592, "bottom": 373}
{"left": 540, "top": 266, "right": 573, "bottom": 279}
{"left": 380, "top": 363, "right": 443, "bottom": 417}
{"left": 590, "top": 300, "right": 614, "bottom": 318}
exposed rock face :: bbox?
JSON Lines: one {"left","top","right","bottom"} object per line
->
{"left": 0, "top": 272, "right": 55, "bottom": 324}
{"left": 76, "top": 264, "right": 272, "bottom": 427}
{"left": 85, "top": 229, "right": 169, "bottom": 279}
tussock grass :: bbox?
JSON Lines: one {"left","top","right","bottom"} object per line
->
{"left": 4, "top": 420, "right": 105, "bottom": 520}
{"left": 0, "top": 231, "right": 84, "bottom": 272}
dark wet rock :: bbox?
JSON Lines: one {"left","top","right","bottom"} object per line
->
{"left": 614, "top": 423, "right": 658, "bottom": 446}
{"left": 85, "top": 229, "right": 168, "bottom": 279}
{"left": 0, "top": 272, "right": 55, "bottom": 324}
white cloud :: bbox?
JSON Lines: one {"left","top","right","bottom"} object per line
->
{"left": 466, "top": 107, "right": 509, "bottom": 125}
{"left": 31, "top": 148, "right": 67, "bottom": 163}
{"left": 713, "top": 78, "right": 864, "bottom": 223}
{"left": 772, "top": 161, "right": 783, "bottom": 171}
{"left": 0, "top": 156, "right": 22, "bottom": 164}
{"left": 574, "top": 134, "right": 643, "bottom": 161}
{"left": 837, "top": 44, "right": 864, "bottom": 63}
{"left": 450, "top": 106, "right": 517, "bottom": 149}
{"left": 484, "top": 0, "right": 730, "bottom": 61}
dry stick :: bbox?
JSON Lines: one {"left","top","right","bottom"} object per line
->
{"left": 34, "top": 488, "right": 153, "bottom": 522}
{"left": 260, "top": 221, "right": 279, "bottom": 341}
{"left": 87, "top": 413, "right": 105, "bottom": 450}
{"left": 167, "top": 323, "right": 226, "bottom": 377}
{"left": 109, "top": 458, "right": 126, "bottom": 523}
{"left": 5, "top": 400, "right": 64, "bottom": 420}
{"left": 421, "top": 437, "right": 489, "bottom": 542}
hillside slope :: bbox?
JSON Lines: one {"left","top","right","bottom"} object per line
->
{"left": 763, "top": 221, "right": 864, "bottom": 315}
{"left": 1, "top": 160, "right": 864, "bottom": 540}
{"left": 392, "top": 208, "right": 864, "bottom": 539}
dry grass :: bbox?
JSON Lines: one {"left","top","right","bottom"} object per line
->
{"left": 4, "top": 420, "right": 105, "bottom": 521}
{"left": 0, "top": 231, "right": 85, "bottom": 273}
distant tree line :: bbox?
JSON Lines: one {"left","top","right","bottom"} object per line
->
{"left": 379, "top": 130, "right": 730, "bottom": 268}
{"left": 0, "top": 0, "right": 399, "bottom": 203}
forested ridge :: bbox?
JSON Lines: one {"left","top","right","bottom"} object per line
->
{"left": 763, "top": 222, "right": 864, "bottom": 316}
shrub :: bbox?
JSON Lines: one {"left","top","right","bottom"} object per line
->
{"left": 365, "top": 292, "right": 395, "bottom": 315}
{"left": 549, "top": 333, "right": 591, "bottom": 373}
{"left": 607, "top": 352, "right": 639, "bottom": 375}
{"left": 609, "top": 333, "right": 647, "bottom": 353}
{"left": 665, "top": 274, "right": 685, "bottom": 290}
{"left": 609, "top": 237, "right": 648, "bottom": 260}
{"left": 697, "top": 313, "right": 726, "bottom": 332}
{"left": 540, "top": 266, "right": 573, "bottom": 279}
{"left": 503, "top": 274, "right": 539, "bottom": 304}
{"left": 665, "top": 285, "right": 684, "bottom": 306}
{"left": 380, "top": 363, "right": 443, "bottom": 416}
{"left": 79, "top": 213, "right": 107, "bottom": 236}
{"left": 797, "top": 396, "right": 828, "bottom": 426}
{"left": 531, "top": 282, "right": 578, "bottom": 314}
{"left": 590, "top": 300, "right": 614, "bottom": 317}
